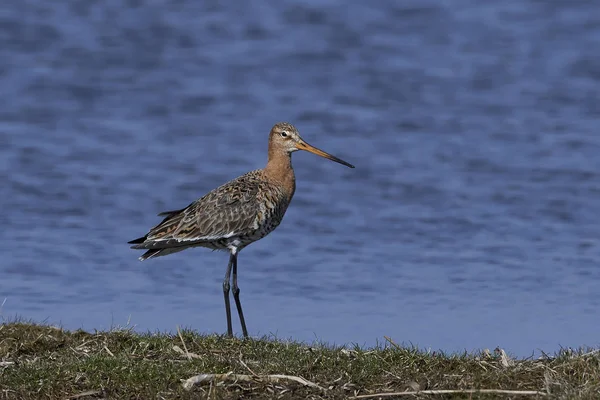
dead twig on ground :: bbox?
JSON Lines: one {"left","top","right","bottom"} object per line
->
{"left": 351, "top": 388, "right": 546, "bottom": 398}
{"left": 182, "top": 372, "right": 326, "bottom": 391}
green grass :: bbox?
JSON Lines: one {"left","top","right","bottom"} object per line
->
{"left": 0, "top": 321, "right": 598, "bottom": 399}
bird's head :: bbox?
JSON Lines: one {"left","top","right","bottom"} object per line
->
{"left": 269, "top": 122, "right": 354, "bottom": 168}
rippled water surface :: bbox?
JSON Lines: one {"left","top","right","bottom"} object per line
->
{"left": 2, "top": 0, "right": 600, "bottom": 356}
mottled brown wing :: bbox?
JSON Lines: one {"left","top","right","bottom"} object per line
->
{"left": 134, "top": 171, "right": 264, "bottom": 249}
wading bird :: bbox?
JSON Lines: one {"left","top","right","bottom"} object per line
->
{"left": 129, "top": 122, "right": 354, "bottom": 337}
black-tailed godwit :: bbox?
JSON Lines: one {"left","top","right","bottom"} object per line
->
{"left": 129, "top": 122, "right": 354, "bottom": 337}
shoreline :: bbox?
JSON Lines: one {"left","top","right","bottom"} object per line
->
{"left": 1, "top": 321, "right": 597, "bottom": 399}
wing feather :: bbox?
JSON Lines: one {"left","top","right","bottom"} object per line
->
{"left": 130, "top": 170, "right": 267, "bottom": 250}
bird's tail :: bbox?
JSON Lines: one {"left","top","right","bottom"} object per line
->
{"left": 129, "top": 208, "right": 188, "bottom": 261}
{"left": 128, "top": 236, "right": 146, "bottom": 245}
{"left": 137, "top": 247, "right": 187, "bottom": 261}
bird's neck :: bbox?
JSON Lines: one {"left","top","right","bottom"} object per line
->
{"left": 264, "top": 151, "right": 296, "bottom": 198}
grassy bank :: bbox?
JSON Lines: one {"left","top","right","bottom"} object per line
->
{"left": 0, "top": 322, "right": 598, "bottom": 399}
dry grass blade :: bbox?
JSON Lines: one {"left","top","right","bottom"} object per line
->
{"left": 172, "top": 345, "right": 202, "bottom": 359}
{"left": 383, "top": 336, "right": 402, "bottom": 350}
{"left": 352, "top": 389, "right": 547, "bottom": 398}
{"left": 102, "top": 346, "right": 114, "bottom": 358}
{"left": 182, "top": 372, "right": 327, "bottom": 391}
{"left": 176, "top": 325, "right": 191, "bottom": 361}
{"left": 64, "top": 390, "right": 102, "bottom": 399}
{"left": 239, "top": 356, "right": 258, "bottom": 377}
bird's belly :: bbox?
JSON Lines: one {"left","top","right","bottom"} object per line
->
{"left": 202, "top": 223, "right": 281, "bottom": 252}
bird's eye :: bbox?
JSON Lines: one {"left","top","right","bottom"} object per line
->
{"left": 280, "top": 131, "right": 288, "bottom": 138}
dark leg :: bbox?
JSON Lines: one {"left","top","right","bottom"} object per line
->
{"left": 231, "top": 253, "right": 248, "bottom": 338}
{"left": 223, "top": 254, "right": 234, "bottom": 337}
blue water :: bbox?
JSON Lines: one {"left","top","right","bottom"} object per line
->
{"left": 2, "top": 0, "right": 600, "bottom": 357}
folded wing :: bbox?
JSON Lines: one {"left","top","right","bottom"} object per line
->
{"left": 129, "top": 171, "right": 265, "bottom": 250}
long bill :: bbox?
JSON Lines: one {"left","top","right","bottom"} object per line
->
{"left": 296, "top": 141, "right": 355, "bottom": 168}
